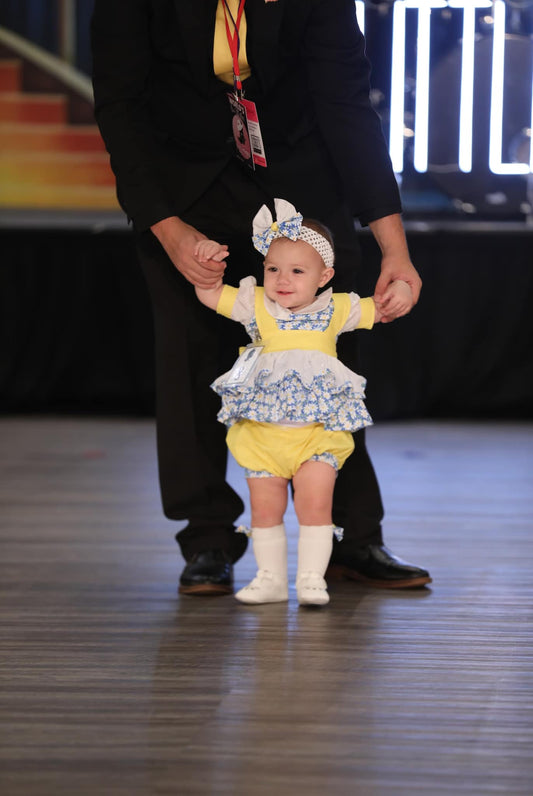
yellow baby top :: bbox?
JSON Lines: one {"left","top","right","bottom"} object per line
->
{"left": 212, "top": 277, "right": 374, "bottom": 432}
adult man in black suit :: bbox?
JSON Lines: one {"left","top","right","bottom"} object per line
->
{"left": 91, "top": 0, "right": 431, "bottom": 594}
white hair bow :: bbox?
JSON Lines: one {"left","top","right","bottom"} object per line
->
{"left": 252, "top": 199, "right": 303, "bottom": 255}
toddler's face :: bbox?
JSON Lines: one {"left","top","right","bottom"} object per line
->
{"left": 263, "top": 238, "right": 334, "bottom": 312}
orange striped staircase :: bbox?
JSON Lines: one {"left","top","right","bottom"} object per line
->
{"left": 0, "top": 58, "right": 119, "bottom": 210}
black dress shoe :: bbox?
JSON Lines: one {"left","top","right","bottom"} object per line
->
{"left": 326, "top": 544, "right": 432, "bottom": 589}
{"left": 179, "top": 550, "right": 234, "bottom": 596}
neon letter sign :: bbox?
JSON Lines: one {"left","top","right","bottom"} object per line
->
{"left": 356, "top": 0, "right": 533, "bottom": 175}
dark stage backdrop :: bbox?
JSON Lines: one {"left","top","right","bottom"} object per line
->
{"left": 1, "top": 224, "right": 532, "bottom": 421}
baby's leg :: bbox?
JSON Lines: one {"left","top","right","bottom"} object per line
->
{"left": 248, "top": 476, "right": 289, "bottom": 527}
{"left": 292, "top": 460, "right": 336, "bottom": 525}
{"left": 293, "top": 460, "right": 337, "bottom": 606}
{"left": 235, "top": 476, "right": 289, "bottom": 605}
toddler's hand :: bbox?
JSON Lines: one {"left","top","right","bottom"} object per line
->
{"left": 194, "top": 239, "right": 229, "bottom": 263}
{"left": 375, "top": 279, "right": 413, "bottom": 323}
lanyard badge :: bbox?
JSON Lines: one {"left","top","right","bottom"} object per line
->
{"left": 227, "top": 93, "right": 267, "bottom": 169}
{"left": 222, "top": 0, "right": 267, "bottom": 169}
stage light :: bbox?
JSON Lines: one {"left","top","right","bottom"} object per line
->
{"left": 389, "top": 1, "right": 448, "bottom": 174}
{"left": 355, "top": 1, "right": 365, "bottom": 35}
{"left": 447, "top": 0, "right": 492, "bottom": 6}
{"left": 457, "top": 3, "right": 476, "bottom": 172}
{"left": 413, "top": 3, "right": 431, "bottom": 172}
{"left": 389, "top": 0, "right": 407, "bottom": 173}
{"left": 451, "top": 1, "right": 492, "bottom": 173}
{"left": 490, "top": 0, "right": 530, "bottom": 174}
{"left": 385, "top": 0, "right": 533, "bottom": 178}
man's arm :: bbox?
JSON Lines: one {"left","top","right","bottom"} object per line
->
{"left": 91, "top": 0, "right": 177, "bottom": 230}
{"left": 304, "top": 0, "right": 402, "bottom": 226}
{"left": 92, "top": 3, "right": 226, "bottom": 286}
{"left": 303, "top": 1, "right": 422, "bottom": 316}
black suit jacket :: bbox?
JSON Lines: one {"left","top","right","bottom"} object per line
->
{"left": 91, "top": 0, "right": 401, "bottom": 231}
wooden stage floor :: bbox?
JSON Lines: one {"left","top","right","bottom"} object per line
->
{"left": 1, "top": 417, "right": 532, "bottom": 795}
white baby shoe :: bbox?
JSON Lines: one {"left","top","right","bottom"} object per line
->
{"left": 296, "top": 572, "right": 330, "bottom": 606}
{"left": 235, "top": 570, "right": 289, "bottom": 604}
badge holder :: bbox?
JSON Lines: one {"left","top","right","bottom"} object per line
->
{"left": 223, "top": 0, "right": 267, "bottom": 170}
{"left": 228, "top": 93, "right": 267, "bottom": 170}
{"left": 224, "top": 344, "right": 264, "bottom": 386}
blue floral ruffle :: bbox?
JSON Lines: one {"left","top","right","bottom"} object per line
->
{"left": 214, "top": 368, "right": 372, "bottom": 432}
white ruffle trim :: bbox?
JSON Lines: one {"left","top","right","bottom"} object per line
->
{"left": 212, "top": 351, "right": 372, "bottom": 432}
{"left": 214, "top": 350, "right": 365, "bottom": 392}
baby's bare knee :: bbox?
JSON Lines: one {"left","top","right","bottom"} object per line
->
{"left": 248, "top": 478, "right": 288, "bottom": 527}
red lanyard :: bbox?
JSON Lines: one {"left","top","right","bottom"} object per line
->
{"left": 222, "top": 0, "right": 247, "bottom": 95}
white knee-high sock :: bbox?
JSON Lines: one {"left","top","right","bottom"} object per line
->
{"left": 297, "top": 525, "right": 334, "bottom": 578}
{"left": 251, "top": 524, "right": 288, "bottom": 581}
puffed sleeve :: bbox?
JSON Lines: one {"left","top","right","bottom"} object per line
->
{"left": 339, "top": 293, "right": 376, "bottom": 333}
{"left": 216, "top": 276, "right": 257, "bottom": 324}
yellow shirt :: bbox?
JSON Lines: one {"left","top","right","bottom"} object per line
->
{"left": 213, "top": 0, "right": 251, "bottom": 84}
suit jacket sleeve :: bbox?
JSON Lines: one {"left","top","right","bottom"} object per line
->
{"left": 91, "top": 0, "right": 176, "bottom": 229}
{"left": 304, "top": 0, "right": 401, "bottom": 225}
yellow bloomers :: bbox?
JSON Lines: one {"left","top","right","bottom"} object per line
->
{"left": 227, "top": 419, "right": 355, "bottom": 479}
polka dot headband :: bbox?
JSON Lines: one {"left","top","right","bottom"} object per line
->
{"left": 252, "top": 199, "right": 335, "bottom": 268}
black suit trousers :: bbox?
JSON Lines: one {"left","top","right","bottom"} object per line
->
{"left": 136, "top": 160, "right": 384, "bottom": 562}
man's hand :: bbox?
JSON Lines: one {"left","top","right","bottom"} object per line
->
{"left": 150, "top": 216, "right": 228, "bottom": 289}
{"left": 369, "top": 214, "right": 422, "bottom": 323}
{"left": 374, "top": 279, "right": 412, "bottom": 323}
{"left": 374, "top": 252, "right": 421, "bottom": 323}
